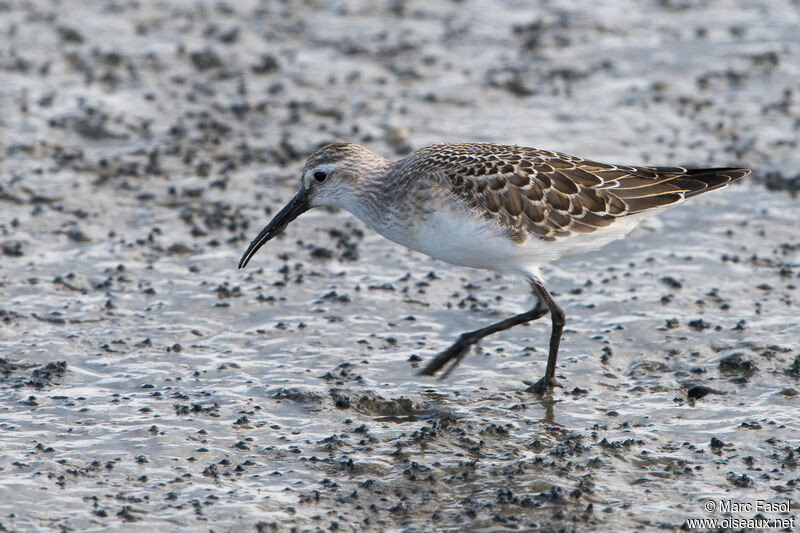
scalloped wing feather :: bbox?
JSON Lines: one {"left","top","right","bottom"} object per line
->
{"left": 418, "top": 143, "right": 749, "bottom": 243}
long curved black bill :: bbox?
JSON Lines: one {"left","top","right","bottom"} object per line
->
{"left": 238, "top": 189, "right": 309, "bottom": 269}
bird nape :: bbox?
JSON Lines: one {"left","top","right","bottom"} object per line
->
{"left": 238, "top": 142, "right": 750, "bottom": 394}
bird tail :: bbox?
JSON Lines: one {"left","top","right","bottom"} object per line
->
{"left": 606, "top": 166, "right": 751, "bottom": 215}
{"left": 675, "top": 167, "right": 751, "bottom": 199}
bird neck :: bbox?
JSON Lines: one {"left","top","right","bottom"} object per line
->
{"left": 338, "top": 161, "right": 401, "bottom": 229}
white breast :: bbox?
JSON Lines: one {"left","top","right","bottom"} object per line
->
{"left": 356, "top": 202, "right": 534, "bottom": 276}
{"left": 345, "top": 196, "right": 660, "bottom": 279}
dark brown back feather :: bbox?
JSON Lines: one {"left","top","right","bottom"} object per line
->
{"left": 413, "top": 143, "right": 749, "bottom": 242}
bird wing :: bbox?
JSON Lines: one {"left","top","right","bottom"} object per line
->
{"left": 420, "top": 143, "right": 749, "bottom": 242}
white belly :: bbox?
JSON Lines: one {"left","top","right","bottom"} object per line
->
{"left": 367, "top": 208, "right": 535, "bottom": 276}
{"left": 351, "top": 202, "right": 659, "bottom": 278}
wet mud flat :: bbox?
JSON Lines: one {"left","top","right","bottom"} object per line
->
{"left": 1, "top": 0, "right": 800, "bottom": 531}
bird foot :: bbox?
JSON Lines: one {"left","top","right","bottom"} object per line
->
{"left": 525, "top": 375, "right": 558, "bottom": 395}
{"left": 418, "top": 334, "right": 475, "bottom": 378}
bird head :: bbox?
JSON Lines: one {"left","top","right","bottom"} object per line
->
{"left": 238, "top": 142, "right": 389, "bottom": 268}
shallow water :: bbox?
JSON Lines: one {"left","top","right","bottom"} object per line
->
{"left": 2, "top": 0, "right": 800, "bottom": 531}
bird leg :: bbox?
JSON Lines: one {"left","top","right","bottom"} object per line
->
{"left": 418, "top": 279, "right": 551, "bottom": 382}
{"left": 525, "top": 277, "right": 565, "bottom": 395}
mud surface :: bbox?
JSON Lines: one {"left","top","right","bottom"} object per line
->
{"left": 1, "top": 0, "right": 799, "bottom": 531}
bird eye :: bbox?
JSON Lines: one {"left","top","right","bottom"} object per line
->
{"left": 313, "top": 171, "right": 327, "bottom": 182}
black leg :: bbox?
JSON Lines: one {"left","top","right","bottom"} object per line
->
{"left": 418, "top": 280, "right": 549, "bottom": 379}
{"left": 525, "top": 277, "right": 565, "bottom": 395}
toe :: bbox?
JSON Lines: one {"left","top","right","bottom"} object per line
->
{"left": 525, "top": 376, "right": 558, "bottom": 395}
